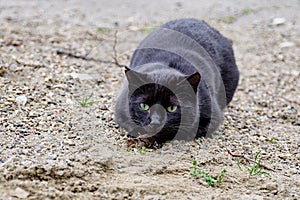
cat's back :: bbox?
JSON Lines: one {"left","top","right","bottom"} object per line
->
{"left": 161, "top": 18, "right": 233, "bottom": 65}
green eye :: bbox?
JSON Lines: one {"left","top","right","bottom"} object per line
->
{"left": 140, "top": 103, "right": 150, "bottom": 111}
{"left": 167, "top": 105, "right": 177, "bottom": 112}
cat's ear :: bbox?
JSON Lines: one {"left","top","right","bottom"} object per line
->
{"left": 178, "top": 72, "right": 201, "bottom": 93}
{"left": 124, "top": 66, "right": 131, "bottom": 74}
{"left": 124, "top": 67, "right": 148, "bottom": 89}
{"left": 187, "top": 72, "right": 201, "bottom": 92}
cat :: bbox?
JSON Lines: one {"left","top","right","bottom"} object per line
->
{"left": 115, "top": 18, "right": 239, "bottom": 147}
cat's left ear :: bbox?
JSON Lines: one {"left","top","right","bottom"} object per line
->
{"left": 180, "top": 72, "right": 201, "bottom": 93}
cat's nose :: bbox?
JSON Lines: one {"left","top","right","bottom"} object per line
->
{"left": 150, "top": 112, "right": 164, "bottom": 132}
{"left": 150, "top": 114, "right": 162, "bottom": 126}
{"left": 149, "top": 104, "right": 166, "bottom": 131}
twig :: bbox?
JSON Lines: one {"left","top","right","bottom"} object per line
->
{"left": 265, "top": 91, "right": 300, "bottom": 106}
{"left": 56, "top": 30, "right": 129, "bottom": 69}
{"left": 227, "top": 149, "right": 276, "bottom": 172}
{"left": 113, "top": 30, "right": 128, "bottom": 68}
{"left": 56, "top": 50, "right": 114, "bottom": 64}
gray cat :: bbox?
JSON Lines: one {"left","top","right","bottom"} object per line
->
{"left": 115, "top": 19, "right": 239, "bottom": 147}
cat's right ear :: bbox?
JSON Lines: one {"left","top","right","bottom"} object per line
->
{"left": 124, "top": 67, "right": 147, "bottom": 89}
{"left": 124, "top": 67, "right": 142, "bottom": 81}
{"left": 124, "top": 66, "right": 131, "bottom": 74}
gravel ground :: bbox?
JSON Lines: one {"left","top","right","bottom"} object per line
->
{"left": 0, "top": 0, "right": 299, "bottom": 199}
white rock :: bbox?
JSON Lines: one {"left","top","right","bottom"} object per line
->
{"left": 66, "top": 98, "right": 74, "bottom": 105}
{"left": 68, "top": 73, "right": 93, "bottom": 80}
{"left": 279, "top": 42, "right": 295, "bottom": 48}
{"left": 13, "top": 187, "right": 29, "bottom": 199}
{"left": 77, "top": 73, "right": 93, "bottom": 81}
{"left": 15, "top": 95, "right": 27, "bottom": 106}
{"left": 128, "top": 26, "right": 139, "bottom": 31}
{"left": 272, "top": 18, "right": 286, "bottom": 26}
{"left": 69, "top": 72, "right": 78, "bottom": 79}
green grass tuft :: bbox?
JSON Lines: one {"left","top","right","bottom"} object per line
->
{"left": 221, "top": 15, "right": 236, "bottom": 24}
{"left": 96, "top": 27, "right": 111, "bottom": 34}
{"left": 190, "top": 160, "right": 227, "bottom": 187}
{"left": 75, "top": 93, "right": 99, "bottom": 107}
{"left": 141, "top": 26, "right": 157, "bottom": 33}
{"left": 242, "top": 7, "right": 254, "bottom": 15}
{"left": 267, "top": 137, "right": 277, "bottom": 144}
{"left": 236, "top": 151, "right": 271, "bottom": 177}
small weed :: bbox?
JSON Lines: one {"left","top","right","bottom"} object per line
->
{"left": 137, "top": 146, "right": 148, "bottom": 153}
{"left": 190, "top": 160, "right": 200, "bottom": 177}
{"left": 199, "top": 169, "right": 226, "bottom": 187}
{"left": 221, "top": 15, "right": 236, "bottom": 24}
{"left": 141, "top": 26, "right": 157, "bottom": 33}
{"left": 236, "top": 151, "right": 271, "bottom": 177}
{"left": 267, "top": 137, "right": 277, "bottom": 144}
{"left": 242, "top": 7, "right": 254, "bottom": 15}
{"left": 190, "top": 160, "right": 226, "bottom": 187}
{"left": 236, "top": 158, "right": 243, "bottom": 171}
{"left": 97, "top": 27, "right": 110, "bottom": 34}
{"left": 125, "top": 146, "right": 148, "bottom": 153}
{"left": 75, "top": 93, "right": 99, "bottom": 107}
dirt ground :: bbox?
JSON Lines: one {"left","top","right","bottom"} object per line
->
{"left": 0, "top": 0, "right": 299, "bottom": 199}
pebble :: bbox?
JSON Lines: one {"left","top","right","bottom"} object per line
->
{"left": 272, "top": 17, "right": 286, "bottom": 26}
{"left": 64, "top": 139, "right": 76, "bottom": 146}
{"left": 66, "top": 98, "right": 74, "bottom": 105}
{"left": 6, "top": 97, "right": 16, "bottom": 103}
{"left": 278, "top": 153, "right": 292, "bottom": 159}
{"left": 16, "top": 95, "right": 27, "bottom": 106}
{"left": 263, "top": 183, "right": 278, "bottom": 191}
{"left": 47, "top": 153, "right": 57, "bottom": 160}
{"left": 13, "top": 187, "right": 30, "bottom": 199}
{"left": 67, "top": 134, "right": 77, "bottom": 139}
{"left": 279, "top": 42, "right": 295, "bottom": 48}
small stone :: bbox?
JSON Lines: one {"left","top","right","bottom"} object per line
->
{"left": 128, "top": 26, "right": 139, "bottom": 31}
{"left": 28, "top": 111, "right": 38, "bottom": 117}
{"left": 47, "top": 153, "right": 57, "bottom": 160}
{"left": 66, "top": 98, "right": 74, "bottom": 105}
{"left": 67, "top": 134, "right": 77, "bottom": 139}
{"left": 272, "top": 18, "right": 286, "bottom": 26}
{"left": 99, "top": 104, "right": 109, "bottom": 110}
{"left": 276, "top": 54, "right": 284, "bottom": 61}
{"left": 243, "top": 144, "right": 251, "bottom": 150}
{"left": 52, "top": 84, "right": 65, "bottom": 89}
{"left": 16, "top": 95, "right": 27, "bottom": 106}
{"left": 64, "top": 140, "right": 75, "bottom": 146}
{"left": 79, "top": 74, "right": 94, "bottom": 80}
{"left": 278, "top": 153, "right": 292, "bottom": 159}
{"left": 245, "top": 119, "right": 251, "bottom": 125}
{"left": 13, "top": 187, "right": 30, "bottom": 199}
{"left": 279, "top": 42, "right": 295, "bottom": 48}
{"left": 6, "top": 97, "right": 16, "bottom": 103}
{"left": 263, "top": 183, "right": 278, "bottom": 191}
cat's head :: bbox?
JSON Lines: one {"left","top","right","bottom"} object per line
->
{"left": 125, "top": 66, "right": 201, "bottom": 140}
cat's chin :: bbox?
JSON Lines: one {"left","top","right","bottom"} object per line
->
{"left": 143, "top": 127, "right": 163, "bottom": 137}
{"left": 127, "top": 128, "right": 157, "bottom": 138}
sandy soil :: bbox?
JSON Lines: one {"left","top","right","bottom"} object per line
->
{"left": 0, "top": 0, "right": 299, "bottom": 199}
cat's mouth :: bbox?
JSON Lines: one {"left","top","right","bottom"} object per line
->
{"left": 143, "top": 123, "right": 164, "bottom": 136}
